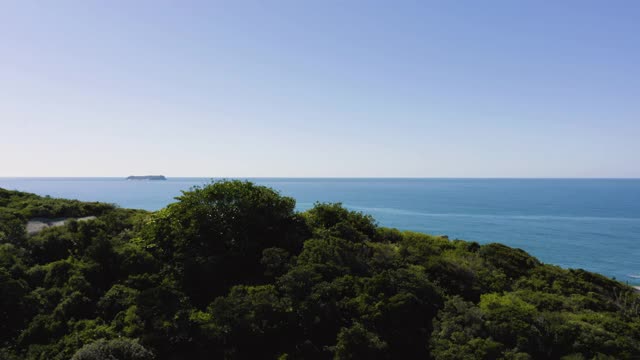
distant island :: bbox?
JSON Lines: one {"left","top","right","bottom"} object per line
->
{"left": 126, "top": 175, "right": 167, "bottom": 180}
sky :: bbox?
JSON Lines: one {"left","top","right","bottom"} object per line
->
{"left": 1, "top": 1, "right": 639, "bottom": 177}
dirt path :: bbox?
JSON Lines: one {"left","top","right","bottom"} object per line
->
{"left": 26, "top": 216, "right": 97, "bottom": 235}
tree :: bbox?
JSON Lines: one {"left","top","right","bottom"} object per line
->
{"left": 334, "top": 323, "right": 387, "bottom": 359}
{"left": 431, "top": 296, "right": 503, "bottom": 360}
{"left": 71, "top": 338, "right": 154, "bottom": 360}
{"left": 141, "top": 180, "right": 307, "bottom": 307}
{"left": 0, "top": 267, "right": 30, "bottom": 342}
{"left": 303, "top": 203, "right": 377, "bottom": 242}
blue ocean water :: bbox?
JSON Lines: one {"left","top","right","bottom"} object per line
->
{"left": 1, "top": 177, "right": 639, "bottom": 284}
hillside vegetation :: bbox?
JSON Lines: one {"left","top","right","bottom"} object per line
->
{"left": 0, "top": 181, "right": 639, "bottom": 359}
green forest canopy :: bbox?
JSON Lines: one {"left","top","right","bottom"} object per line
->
{"left": 0, "top": 181, "right": 639, "bottom": 359}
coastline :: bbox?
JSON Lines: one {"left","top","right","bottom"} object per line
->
{"left": 2, "top": 178, "right": 639, "bottom": 284}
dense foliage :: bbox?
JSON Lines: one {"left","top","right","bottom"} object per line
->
{"left": 0, "top": 188, "right": 114, "bottom": 245}
{"left": 0, "top": 181, "right": 638, "bottom": 359}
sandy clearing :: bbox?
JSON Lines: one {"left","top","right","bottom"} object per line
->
{"left": 26, "top": 216, "right": 97, "bottom": 235}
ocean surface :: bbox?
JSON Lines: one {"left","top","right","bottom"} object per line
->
{"left": 1, "top": 177, "right": 639, "bottom": 285}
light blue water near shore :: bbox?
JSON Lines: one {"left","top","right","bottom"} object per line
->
{"left": 1, "top": 177, "right": 639, "bottom": 284}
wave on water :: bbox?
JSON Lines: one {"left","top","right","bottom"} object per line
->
{"left": 344, "top": 205, "right": 640, "bottom": 223}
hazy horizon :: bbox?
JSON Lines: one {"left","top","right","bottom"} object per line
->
{"left": 2, "top": 1, "right": 639, "bottom": 177}
{"left": 2, "top": 176, "right": 640, "bottom": 180}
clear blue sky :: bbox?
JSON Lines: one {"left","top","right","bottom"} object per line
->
{"left": 1, "top": 1, "right": 638, "bottom": 177}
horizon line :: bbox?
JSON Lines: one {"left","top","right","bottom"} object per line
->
{"left": 1, "top": 176, "right": 639, "bottom": 180}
